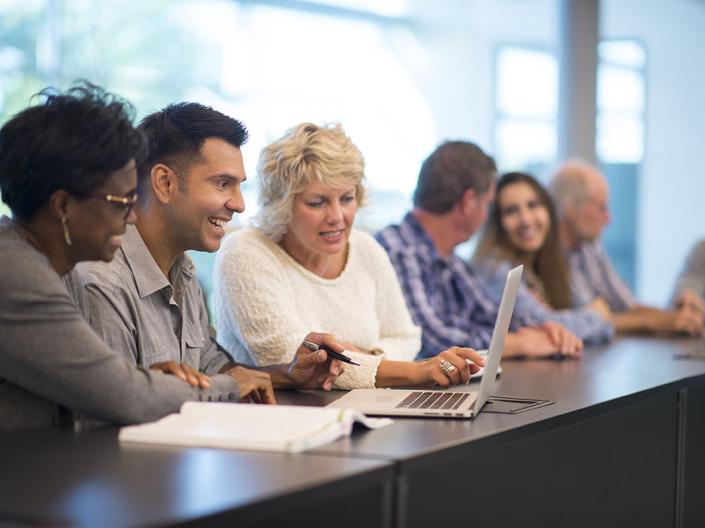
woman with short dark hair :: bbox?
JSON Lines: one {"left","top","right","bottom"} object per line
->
{"left": 0, "top": 83, "right": 242, "bottom": 431}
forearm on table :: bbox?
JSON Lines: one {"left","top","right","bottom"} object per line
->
{"left": 611, "top": 309, "right": 660, "bottom": 333}
{"left": 503, "top": 333, "right": 528, "bottom": 357}
{"left": 219, "top": 362, "right": 294, "bottom": 390}
{"left": 374, "top": 360, "right": 419, "bottom": 387}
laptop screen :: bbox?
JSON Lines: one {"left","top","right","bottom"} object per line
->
{"left": 473, "top": 265, "right": 523, "bottom": 413}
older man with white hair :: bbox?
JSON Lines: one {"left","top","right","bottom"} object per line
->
{"left": 550, "top": 160, "right": 703, "bottom": 336}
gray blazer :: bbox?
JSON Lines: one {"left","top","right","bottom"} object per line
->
{"left": 0, "top": 217, "right": 239, "bottom": 431}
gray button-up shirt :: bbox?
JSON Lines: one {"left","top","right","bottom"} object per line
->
{"left": 66, "top": 225, "right": 232, "bottom": 375}
{"left": 567, "top": 239, "right": 637, "bottom": 313}
{"left": 1, "top": 217, "right": 239, "bottom": 431}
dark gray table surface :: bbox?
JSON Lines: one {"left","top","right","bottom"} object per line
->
{"left": 276, "top": 336, "right": 705, "bottom": 527}
{"left": 277, "top": 336, "right": 705, "bottom": 460}
{"left": 2, "top": 336, "right": 703, "bottom": 528}
{"left": 0, "top": 427, "right": 394, "bottom": 528}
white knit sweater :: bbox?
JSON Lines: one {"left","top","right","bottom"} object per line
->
{"left": 213, "top": 228, "right": 422, "bottom": 389}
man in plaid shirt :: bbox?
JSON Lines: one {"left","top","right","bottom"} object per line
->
{"left": 377, "top": 141, "right": 583, "bottom": 360}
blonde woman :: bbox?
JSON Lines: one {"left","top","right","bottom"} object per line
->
{"left": 214, "top": 123, "right": 484, "bottom": 389}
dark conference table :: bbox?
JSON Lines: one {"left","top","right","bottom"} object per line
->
{"left": 279, "top": 336, "right": 705, "bottom": 528}
{"left": 1, "top": 337, "right": 704, "bottom": 527}
{"left": 0, "top": 429, "right": 394, "bottom": 528}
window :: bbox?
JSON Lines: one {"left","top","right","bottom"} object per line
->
{"left": 596, "top": 40, "right": 646, "bottom": 163}
{"left": 494, "top": 45, "right": 558, "bottom": 172}
{"left": 0, "top": 0, "right": 437, "bottom": 229}
{"left": 492, "top": 40, "right": 646, "bottom": 289}
{"left": 595, "top": 40, "right": 646, "bottom": 290}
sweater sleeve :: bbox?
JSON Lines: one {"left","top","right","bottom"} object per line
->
{"left": 213, "top": 231, "right": 381, "bottom": 389}
{"left": 0, "top": 249, "right": 240, "bottom": 429}
{"left": 365, "top": 235, "right": 422, "bottom": 360}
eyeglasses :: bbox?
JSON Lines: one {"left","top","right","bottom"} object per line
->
{"left": 83, "top": 191, "right": 139, "bottom": 219}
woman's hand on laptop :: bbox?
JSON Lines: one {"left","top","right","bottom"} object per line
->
{"left": 415, "top": 347, "right": 486, "bottom": 387}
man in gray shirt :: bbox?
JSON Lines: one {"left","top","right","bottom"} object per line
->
{"left": 67, "top": 103, "right": 343, "bottom": 394}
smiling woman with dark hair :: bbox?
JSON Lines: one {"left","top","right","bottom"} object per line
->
{"left": 0, "top": 83, "right": 241, "bottom": 431}
{"left": 473, "top": 171, "right": 614, "bottom": 344}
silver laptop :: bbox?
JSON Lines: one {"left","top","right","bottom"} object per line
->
{"left": 328, "top": 265, "right": 523, "bottom": 418}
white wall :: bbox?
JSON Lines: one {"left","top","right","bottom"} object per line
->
{"left": 407, "top": 0, "right": 556, "bottom": 151}
{"left": 602, "top": 0, "right": 705, "bottom": 304}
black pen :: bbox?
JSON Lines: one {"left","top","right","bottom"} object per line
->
{"left": 302, "top": 340, "right": 360, "bottom": 366}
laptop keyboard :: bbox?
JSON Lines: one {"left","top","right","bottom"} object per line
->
{"left": 396, "top": 391, "right": 470, "bottom": 410}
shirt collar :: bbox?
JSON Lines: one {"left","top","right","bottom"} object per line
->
{"left": 401, "top": 212, "right": 451, "bottom": 265}
{"left": 121, "top": 225, "right": 196, "bottom": 298}
{"left": 566, "top": 239, "right": 594, "bottom": 262}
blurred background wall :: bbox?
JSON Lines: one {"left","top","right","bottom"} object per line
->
{"left": 1, "top": 0, "right": 703, "bottom": 306}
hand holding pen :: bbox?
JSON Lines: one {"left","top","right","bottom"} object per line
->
{"left": 302, "top": 340, "right": 360, "bottom": 366}
{"left": 285, "top": 333, "right": 350, "bottom": 391}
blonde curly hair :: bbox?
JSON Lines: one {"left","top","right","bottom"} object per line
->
{"left": 253, "top": 122, "right": 367, "bottom": 241}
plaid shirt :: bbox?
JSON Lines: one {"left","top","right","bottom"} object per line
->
{"left": 376, "top": 213, "right": 528, "bottom": 358}
{"left": 568, "top": 240, "right": 637, "bottom": 313}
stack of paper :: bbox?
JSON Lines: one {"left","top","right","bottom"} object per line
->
{"left": 119, "top": 402, "right": 392, "bottom": 453}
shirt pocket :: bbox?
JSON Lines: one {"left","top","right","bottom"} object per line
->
{"left": 141, "top": 345, "right": 175, "bottom": 367}
{"left": 139, "top": 329, "right": 182, "bottom": 367}
{"left": 182, "top": 322, "right": 206, "bottom": 369}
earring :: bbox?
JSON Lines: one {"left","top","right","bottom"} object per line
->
{"left": 61, "top": 216, "right": 72, "bottom": 246}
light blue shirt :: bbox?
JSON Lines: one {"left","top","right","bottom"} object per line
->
{"left": 475, "top": 256, "right": 614, "bottom": 344}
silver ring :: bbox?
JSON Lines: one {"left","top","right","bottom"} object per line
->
{"left": 439, "top": 359, "right": 456, "bottom": 376}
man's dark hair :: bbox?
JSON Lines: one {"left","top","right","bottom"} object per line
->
{"left": 413, "top": 141, "right": 496, "bottom": 214}
{"left": 0, "top": 81, "right": 147, "bottom": 221}
{"left": 137, "top": 102, "right": 248, "bottom": 191}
